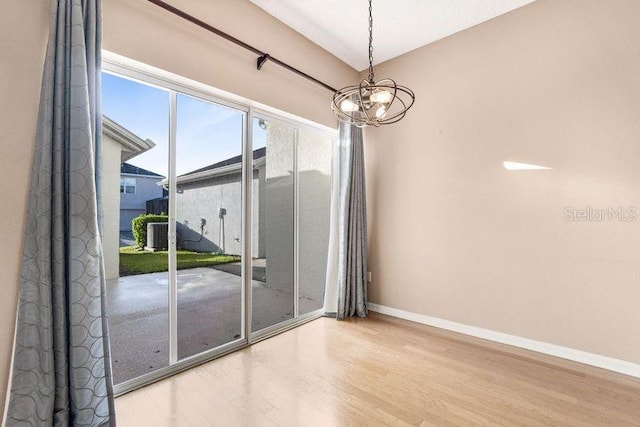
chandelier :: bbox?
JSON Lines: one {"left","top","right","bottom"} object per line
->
{"left": 331, "top": 0, "right": 415, "bottom": 127}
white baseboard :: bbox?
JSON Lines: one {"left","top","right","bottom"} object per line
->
{"left": 367, "top": 302, "right": 640, "bottom": 379}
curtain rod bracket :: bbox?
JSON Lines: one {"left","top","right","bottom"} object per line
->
{"left": 257, "top": 54, "right": 270, "bottom": 70}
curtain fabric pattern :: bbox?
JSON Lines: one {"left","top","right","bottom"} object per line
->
{"left": 336, "top": 123, "right": 368, "bottom": 320}
{"left": 5, "top": 0, "right": 115, "bottom": 425}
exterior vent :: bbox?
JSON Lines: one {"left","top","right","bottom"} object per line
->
{"left": 146, "top": 222, "right": 168, "bottom": 251}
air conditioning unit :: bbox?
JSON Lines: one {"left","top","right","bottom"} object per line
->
{"left": 146, "top": 222, "right": 168, "bottom": 251}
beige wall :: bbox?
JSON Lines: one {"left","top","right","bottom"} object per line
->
{"left": 365, "top": 0, "right": 640, "bottom": 364}
{"left": 0, "top": 0, "right": 355, "bottom": 416}
{"left": 0, "top": 0, "right": 50, "bottom": 413}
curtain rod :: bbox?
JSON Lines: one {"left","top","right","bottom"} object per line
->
{"left": 147, "top": 0, "right": 338, "bottom": 93}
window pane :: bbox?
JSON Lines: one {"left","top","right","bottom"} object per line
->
{"left": 102, "top": 72, "right": 170, "bottom": 384}
{"left": 298, "top": 130, "right": 332, "bottom": 315}
{"left": 251, "top": 117, "right": 295, "bottom": 332}
{"left": 175, "top": 93, "right": 244, "bottom": 359}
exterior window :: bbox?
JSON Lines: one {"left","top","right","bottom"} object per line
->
{"left": 120, "top": 177, "right": 136, "bottom": 194}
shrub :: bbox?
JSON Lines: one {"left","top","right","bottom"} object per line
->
{"left": 131, "top": 214, "right": 168, "bottom": 248}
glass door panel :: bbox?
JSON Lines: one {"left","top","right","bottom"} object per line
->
{"left": 102, "top": 72, "right": 170, "bottom": 384}
{"left": 175, "top": 93, "right": 245, "bottom": 359}
{"left": 251, "top": 117, "right": 295, "bottom": 332}
{"left": 298, "top": 130, "right": 332, "bottom": 315}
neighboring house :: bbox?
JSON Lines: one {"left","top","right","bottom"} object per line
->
{"left": 119, "top": 163, "right": 165, "bottom": 232}
{"left": 175, "top": 138, "right": 332, "bottom": 304}
{"left": 101, "top": 116, "right": 161, "bottom": 279}
{"left": 175, "top": 148, "right": 266, "bottom": 258}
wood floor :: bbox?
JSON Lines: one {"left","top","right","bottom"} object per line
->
{"left": 115, "top": 313, "right": 640, "bottom": 426}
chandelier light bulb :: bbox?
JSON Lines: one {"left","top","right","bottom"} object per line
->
{"left": 375, "top": 105, "right": 388, "bottom": 119}
{"left": 370, "top": 89, "right": 393, "bottom": 104}
{"left": 340, "top": 99, "right": 360, "bottom": 112}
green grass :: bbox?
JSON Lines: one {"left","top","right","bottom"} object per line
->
{"left": 119, "top": 246, "right": 240, "bottom": 276}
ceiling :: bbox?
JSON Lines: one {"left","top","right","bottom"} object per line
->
{"left": 250, "top": 0, "right": 536, "bottom": 71}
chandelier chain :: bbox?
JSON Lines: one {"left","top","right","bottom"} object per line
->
{"left": 331, "top": 0, "right": 415, "bottom": 126}
{"left": 368, "top": 0, "right": 374, "bottom": 82}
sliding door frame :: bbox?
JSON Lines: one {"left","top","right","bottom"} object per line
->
{"left": 103, "top": 54, "right": 334, "bottom": 396}
{"left": 168, "top": 90, "right": 178, "bottom": 364}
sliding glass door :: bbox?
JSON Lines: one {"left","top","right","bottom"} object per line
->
{"left": 250, "top": 116, "right": 333, "bottom": 334}
{"left": 102, "top": 73, "right": 171, "bottom": 385}
{"left": 175, "top": 93, "right": 245, "bottom": 360}
{"left": 102, "top": 63, "right": 335, "bottom": 393}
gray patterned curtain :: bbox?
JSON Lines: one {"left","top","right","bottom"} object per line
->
{"left": 5, "top": 0, "right": 115, "bottom": 425}
{"left": 336, "top": 123, "right": 368, "bottom": 320}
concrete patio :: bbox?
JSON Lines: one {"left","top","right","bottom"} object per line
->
{"left": 107, "top": 264, "right": 321, "bottom": 384}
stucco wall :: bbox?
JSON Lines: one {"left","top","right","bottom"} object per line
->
{"left": 298, "top": 131, "right": 332, "bottom": 311}
{"left": 176, "top": 169, "right": 258, "bottom": 257}
{"left": 264, "top": 124, "right": 295, "bottom": 294}
{"left": 177, "top": 128, "right": 332, "bottom": 313}
{"left": 102, "top": 134, "right": 123, "bottom": 280}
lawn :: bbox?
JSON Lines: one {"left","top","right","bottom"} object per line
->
{"left": 119, "top": 246, "right": 240, "bottom": 276}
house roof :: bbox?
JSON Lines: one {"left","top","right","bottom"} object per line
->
{"left": 179, "top": 147, "right": 266, "bottom": 178}
{"left": 103, "top": 115, "right": 156, "bottom": 162}
{"left": 171, "top": 147, "right": 266, "bottom": 185}
{"left": 121, "top": 162, "right": 164, "bottom": 178}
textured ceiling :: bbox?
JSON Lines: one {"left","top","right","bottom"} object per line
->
{"left": 250, "top": 0, "right": 537, "bottom": 71}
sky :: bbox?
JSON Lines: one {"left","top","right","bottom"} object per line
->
{"left": 102, "top": 72, "right": 266, "bottom": 177}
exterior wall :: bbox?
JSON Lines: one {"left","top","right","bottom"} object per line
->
{"left": 256, "top": 165, "right": 266, "bottom": 259}
{"left": 364, "top": 0, "right": 640, "bottom": 364}
{"left": 102, "top": 134, "right": 123, "bottom": 280}
{"left": 264, "top": 125, "right": 295, "bottom": 293}
{"left": 176, "top": 133, "right": 333, "bottom": 308}
{"left": 176, "top": 169, "right": 260, "bottom": 257}
{"left": 119, "top": 173, "right": 164, "bottom": 231}
{"left": 298, "top": 131, "right": 332, "bottom": 309}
